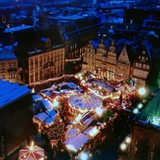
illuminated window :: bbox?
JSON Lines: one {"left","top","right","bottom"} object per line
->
{"left": 1, "top": 63, "right": 5, "bottom": 70}
{"left": 2, "top": 73, "right": 5, "bottom": 79}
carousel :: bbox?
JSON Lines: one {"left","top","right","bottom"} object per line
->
{"left": 19, "top": 142, "right": 45, "bottom": 160}
{"left": 68, "top": 93, "right": 103, "bottom": 114}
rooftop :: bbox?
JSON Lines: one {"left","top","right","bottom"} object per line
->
{"left": 0, "top": 48, "right": 17, "bottom": 60}
{"left": 4, "top": 25, "right": 33, "bottom": 33}
{"left": 0, "top": 79, "right": 31, "bottom": 109}
{"left": 137, "top": 90, "right": 160, "bottom": 128}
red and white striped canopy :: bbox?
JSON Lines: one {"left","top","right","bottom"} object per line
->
{"left": 19, "top": 145, "right": 45, "bottom": 160}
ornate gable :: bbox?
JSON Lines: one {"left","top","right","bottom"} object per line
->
{"left": 118, "top": 46, "right": 130, "bottom": 65}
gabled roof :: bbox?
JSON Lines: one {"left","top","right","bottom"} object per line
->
{"left": 90, "top": 39, "right": 99, "bottom": 49}
{"left": 134, "top": 45, "right": 151, "bottom": 62}
{"left": 117, "top": 45, "right": 130, "bottom": 64}
{"left": 137, "top": 90, "right": 160, "bottom": 128}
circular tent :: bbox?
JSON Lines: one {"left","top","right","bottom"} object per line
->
{"left": 19, "top": 145, "right": 45, "bottom": 160}
{"left": 69, "top": 93, "right": 102, "bottom": 111}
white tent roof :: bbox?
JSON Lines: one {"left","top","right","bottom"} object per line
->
{"left": 32, "top": 94, "right": 43, "bottom": 102}
{"left": 64, "top": 133, "right": 89, "bottom": 152}
{"left": 34, "top": 112, "right": 49, "bottom": 122}
{"left": 40, "top": 99, "right": 53, "bottom": 110}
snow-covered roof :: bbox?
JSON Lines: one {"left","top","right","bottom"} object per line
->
{"left": 32, "top": 94, "right": 43, "bottom": 102}
{"left": 64, "top": 133, "right": 89, "bottom": 152}
{"left": 4, "top": 25, "right": 33, "bottom": 33}
{"left": 46, "top": 109, "right": 57, "bottom": 118}
{"left": 0, "top": 79, "right": 31, "bottom": 109}
{"left": 83, "top": 126, "right": 100, "bottom": 138}
{"left": 66, "top": 128, "right": 79, "bottom": 139}
{"left": 34, "top": 112, "right": 49, "bottom": 122}
{"left": 92, "top": 80, "right": 114, "bottom": 91}
{"left": 39, "top": 99, "right": 53, "bottom": 110}
{"left": 33, "top": 109, "right": 57, "bottom": 126}
{"left": 69, "top": 93, "right": 102, "bottom": 110}
{"left": 0, "top": 48, "right": 17, "bottom": 60}
{"left": 58, "top": 82, "right": 78, "bottom": 89}
{"left": 41, "top": 90, "right": 52, "bottom": 97}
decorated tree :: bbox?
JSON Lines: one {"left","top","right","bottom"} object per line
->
{"left": 45, "top": 115, "right": 65, "bottom": 142}
{"left": 59, "top": 98, "right": 74, "bottom": 124}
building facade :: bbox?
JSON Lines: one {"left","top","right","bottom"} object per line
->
{"left": 0, "top": 48, "right": 18, "bottom": 83}
{"left": 83, "top": 41, "right": 96, "bottom": 72}
{"left": 82, "top": 39, "right": 152, "bottom": 86}
{"left": 0, "top": 80, "right": 33, "bottom": 159}
{"left": 95, "top": 39, "right": 107, "bottom": 77}
{"left": 132, "top": 48, "right": 151, "bottom": 87}
{"left": 116, "top": 46, "right": 131, "bottom": 81}
{"left": 130, "top": 90, "right": 160, "bottom": 160}
{"left": 106, "top": 41, "right": 117, "bottom": 80}
{"left": 26, "top": 45, "right": 65, "bottom": 86}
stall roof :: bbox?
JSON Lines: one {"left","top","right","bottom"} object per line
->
{"left": 39, "top": 99, "right": 53, "bottom": 110}
{"left": 64, "top": 133, "right": 89, "bottom": 152}
{"left": 32, "top": 94, "right": 43, "bottom": 102}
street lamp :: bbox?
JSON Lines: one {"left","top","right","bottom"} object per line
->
{"left": 138, "top": 87, "right": 146, "bottom": 96}
{"left": 79, "top": 151, "right": 89, "bottom": 160}
{"left": 137, "top": 87, "right": 147, "bottom": 104}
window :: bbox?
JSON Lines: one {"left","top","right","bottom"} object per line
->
{"left": 13, "top": 63, "right": 16, "bottom": 69}
{"left": 143, "top": 64, "right": 146, "bottom": 69}
{"left": 1, "top": 63, "right": 5, "bottom": 70}
{"left": 9, "top": 73, "right": 13, "bottom": 79}
{"left": 14, "top": 74, "right": 16, "bottom": 78}
{"left": 139, "top": 63, "right": 142, "bottom": 68}
{"left": 30, "top": 72, "right": 34, "bottom": 83}
{"left": 35, "top": 57, "right": 38, "bottom": 68}
{"left": 142, "top": 56, "right": 145, "bottom": 61}
{"left": 8, "top": 63, "right": 12, "bottom": 69}
{"left": 2, "top": 73, "right": 5, "bottom": 79}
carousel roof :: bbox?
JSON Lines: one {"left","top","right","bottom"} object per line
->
{"left": 19, "top": 145, "right": 44, "bottom": 160}
{"left": 69, "top": 93, "right": 102, "bottom": 110}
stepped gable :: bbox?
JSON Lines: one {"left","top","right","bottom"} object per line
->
{"left": 137, "top": 90, "right": 160, "bottom": 128}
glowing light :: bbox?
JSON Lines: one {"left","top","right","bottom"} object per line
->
{"left": 74, "top": 114, "right": 82, "bottom": 124}
{"left": 133, "top": 108, "right": 139, "bottom": 114}
{"left": 120, "top": 143, "right": 127, "bottom": 151}
{"left": 66, "top": 144, "right": 77, "bottom": 152}
{"left": 137, "top": 103, "right": 143, "bottom": 109}
{"left": 125, "top": 136, "right": 131, "bottom": 144}
{"left": 79, "top": 152, "right": 89, "bottom": 160}
{"left": 89, "top": 127, "right": 99, "bottom": 137}
{"left": 29, "top": 141, "right": 34, "bottom": 151}
{"left": 98, "top": 86, "right": 102, "bottom": 90}
{"left": 138, "top": 87, "right": 146, "bottom": 96}
{"left": 31, "top": 88, "right": 35, "bottom": 93}
{"left": 152, "top": 116, "right": 160, "bottom": 126}
{"left": 53, "top": 99, "right": 59, "bottom": 107}
{"left": 95, "top": 107, "right": 103, "bottom": 117}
